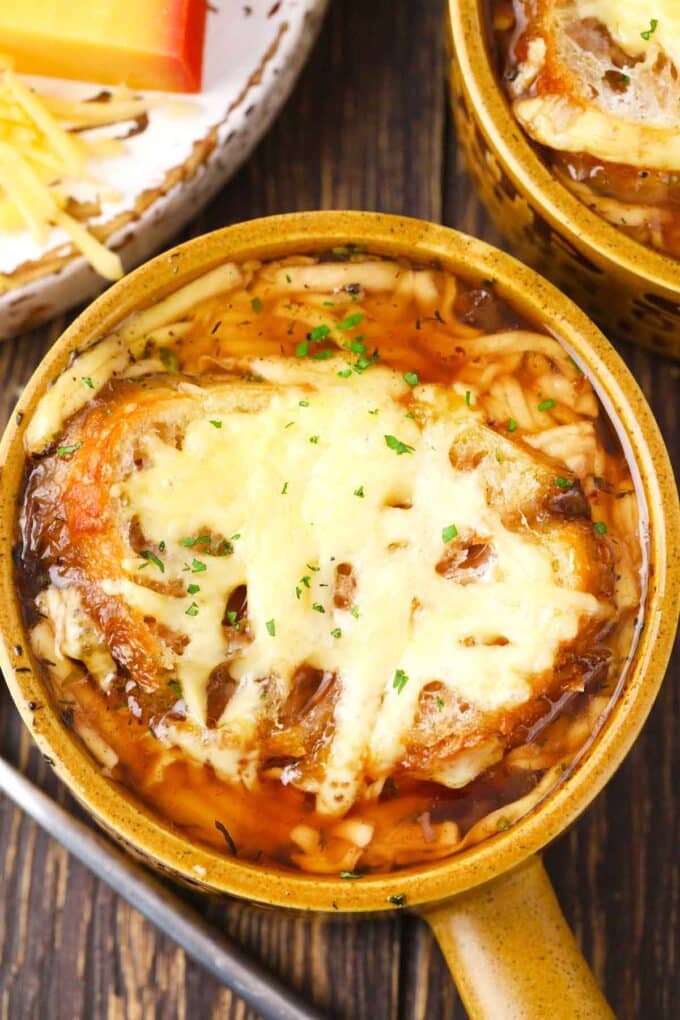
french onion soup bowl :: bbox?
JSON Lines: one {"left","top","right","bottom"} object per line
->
{"left": 448, "top": 0, "right": 680, "bottom": 360}
{"left": 0, "top": 212, "right": 677, "bottom": 1019}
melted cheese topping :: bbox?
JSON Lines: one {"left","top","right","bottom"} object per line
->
{"left": 45, "top": 358, "right": 607, "bottom": 816}
{"left": 574, "top": 1, "right": 680, "bottom": 70}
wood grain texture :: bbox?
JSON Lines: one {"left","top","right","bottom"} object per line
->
{"left": 0, "top": 1, "right": 677, "bottom": 1018}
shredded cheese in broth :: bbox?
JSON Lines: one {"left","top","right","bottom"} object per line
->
{"left": 18, "top": 252, "right": 644, "bottom": 873}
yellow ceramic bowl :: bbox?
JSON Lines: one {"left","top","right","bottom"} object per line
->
{"left": 448, "top": 0, "right": 680, "bottom": 360}
{"left": 0, "top": 212, "right": 678, "bottom": 1019}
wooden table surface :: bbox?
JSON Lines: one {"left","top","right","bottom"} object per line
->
{"left": 0, "top": 2, "right": 678, "bottom": 1017}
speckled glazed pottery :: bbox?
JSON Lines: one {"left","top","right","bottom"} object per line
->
{"left": 448, "top": 0, "right": 680, "bottom": 360}
{"left": 0, "top": 212, "right": 678, "bottom": 1019}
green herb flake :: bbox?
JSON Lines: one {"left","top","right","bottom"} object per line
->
{"left": 300, "top": 576, "right": 312, "bottom": 590}
{"left": 309, "top": 435, "right": 320, "bottom": 444}
{"left": 368, "top": 408, "right": 379, "bottom": 416}
{"left": 185, "top": 602, "right": 199, "bottom": 617}
{"left": 507, "top": 418, "right": 518, "bottom": 432}
{"left": 312, "top": 602, "right": 325, "bottom": 614}
{"left": 323, "top": 300, "right": 334, "bottom": 307}
{"left": 181, "top": 535, "right": 210, "bottom": 548}
{"left": 442, "top": 524, "right": 458, "bottom": 543}
{"left": 281, "top": 481, "right": 289, "bottom": 495}
{"left": 56, "top": 442, "right": 83, "bottom": 457}
{"left": 209, "top": 419, "right": 223, "bottom": 429}
{"left": 435, "top": 696, "right": 445, "bottom": 711}
{"left": 340, "top": 870, "right": 362, "bottom": 879}
{"left": 555, "top": 477, "right": 572, "bottom": 489}
{"left": 187, "top": 583, "right": 201, "bottom": 595}
{"left": 593, "top": 521, "right": 608, "bottom": 535}
{"left": 295, "top": 586, "right": 302, "bottom": 600}
{"left": 299, "top": 399, "right": 310, "bottom": 407}
{"left": 266, "top": 618, "right": 276, "bottom": 637}
{"left": 307, "top": 563, "right": 321, "bottom": 572}
{"left": 337, "top": 367, "right": 352, "bottom": 378}
{"left": 285, "top": 273, "right": 292, "bottom": 284}
{"left": 465, "top": 389, "right": 472, "bottom": 406}
{"left": 82, "top": 376, "right": 94, "bottom": 389}
{"left": 215, "top": 540, "right": 234, "bottom": 557}
{"left": 251, "top": 296, "right": 263, "bottom": 314}
{"left": 641, "top": 17, "right": 658, "bottom": 40}
{"left": 496, "top": 816, "right": 511, "bottom": 832}
{"left": 159, "top": 347, "right": 179, "bottom": 373}
{"left": 393, "top": 669, "right": 409, "bottom": 694}
{"left": 138, "top": 550, "right": 165, "bottom": 573}
{"left": 350, "top": 606, "right": 360, "bottom": 619}
{"left": 191, "top": 558, "right": 207, "bottom": 573}
{"left": 403, "top": 371, "right": 419, "bottom": 387}
{"left": 226, "top": 610, "right": 238, "bottom": 626}
{"left": 309, "top": 324, "right": 330, "bottom": 341}
{"left": 388, "top": 894, "right": 407, "bottom": 907}
{"left": 618, "top": 73, "right": 631, "bottom": 85}
{"left": 537, "top": 398, "right": 556, "bottom": 412}
{"left": 168, "top": 680, "right": 183, "bottom": 698}
{"left": 354, "top": 485, "right": 365, "bottom": 498}
{"left": 337, "top": 312, "right": 363, "bottom": 331}
{"left": 311, "top": 349, "right": 334, "bottom": 361}
{"left": 295, "top": 339, "right": 309, "bottom": 358}
{"left": 330, "top": 628, "right": 342, "bottom": 639}
{"left": 384, "top": 434, "right": 415, "bottom": 456}
{"left": 405, "top": 411, "right": 416, "bottom": 420}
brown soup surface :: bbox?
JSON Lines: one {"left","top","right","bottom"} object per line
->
{"left": 17, "top": 250, "right": 645, "bottom": 874}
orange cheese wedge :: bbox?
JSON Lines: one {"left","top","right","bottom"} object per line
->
{"left": 0, "top": 0, "right": 207, "bottom": 93}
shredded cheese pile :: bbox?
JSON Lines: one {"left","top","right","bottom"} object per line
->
{"left": 0, "top": 61, "right": 152, "bottom": 281}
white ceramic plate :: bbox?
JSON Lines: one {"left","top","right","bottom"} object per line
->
{"left": 0, "top": 0, "right": 327, "bottom": 339}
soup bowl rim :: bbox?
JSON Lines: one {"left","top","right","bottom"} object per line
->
{"left": 0, "top": 209, "right": 677, "bottom": 913}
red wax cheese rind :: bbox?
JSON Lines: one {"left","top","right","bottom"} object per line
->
{"left": 0, "top": 0, "right": 207, "bottom": 93}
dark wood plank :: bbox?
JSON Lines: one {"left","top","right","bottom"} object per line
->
{"left": 0, "top": 2, "right": 445, "bottom": 1019}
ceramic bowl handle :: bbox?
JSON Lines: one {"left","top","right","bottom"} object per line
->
{"left": 419, "top": 854, "right": 613, "bottom": 1019}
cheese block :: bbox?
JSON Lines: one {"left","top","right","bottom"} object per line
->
{"left": 0, "top": 0, "right": 207, "bottom": 92}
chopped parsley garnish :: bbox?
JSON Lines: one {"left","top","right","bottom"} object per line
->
{"left": 285, "top": 421, "right": 295, "bottom": 429}
{"left": 299, "top": 399, "right": 310, "bottom": 407}
{"left": 384, "top": 434, "right": 415, "bottom": 455}
{"left": 266, "top": 618, "right": 276, "bottom": 637}
{"left": 388, "top": 894, "right": 407, "bottom": 907}
{"left": 185, "top": 602, "right": 199, "bottom": 617}
{"left": 159, "top": 347, "right": 179, "bottom": 373}
{"left": 187, "top": 583, "right": 200, "bottom": 595}
{"left": 312, "top": 602, "right": 325, "bottom": 614}
{"left": 309, "top": 435, "right": 320, "bottom": 444}
{"left": 330, "top": 628, "right": 342, "bottom": 639}
{"left": 403, "top": 371, "right": 419, "bottom": 387}
{"left": 435, "top": 696, "right": 445, "bottom": 711}
{"left": 350, "top": 606, "right": 360, "bottom": 619}
{"left": 309, "top": 324, "right": 330, "bottom": 341}
{"left": 56, "top": 442, "right": 82, "bottom": 457}
{"left": 537, "top": 398, "right": 556, "bottom": 412}
{"left": 307, "top": 563, "right": 321, "bottom": 572}
{"left": 618, "top": 73, "right": 631, "bottom": 85}
{"left": 507, "top": 418, "right": 518, "bottom": 432}
{"left": 593, "top": 521, "right": 608, "bottom": 535}
{"left": 405, "top": 411, "right": 415, "bottom": 420}
{"left": 285, "top": 273, "right": 292, "bottom": 284}
{"left": 209, "top": 419, "right": 222, "bottom": 429}
{"left": 393, "top": 669, "right": 409, "bottom": 694}
{"left": 82, "top": 376, "right": 94, "bottom": 389}
{"left": 337, "top": 312, "right": 363, "bottom": 331}
{"left": 465, "top": 389, "right": 472, "bottom": 406}
{"left": 337, "top": 367, "right": 352, "bottom": 378}
{"left": 215, "top": 540, "right": 234, "bottom": 557}
{"left": 281, "top": 481, "right": 289, "bottom": 495}
{"left": 251, "top": 296, "right": 263, "bottom": 314}
{"left": 353, "top": 350, "right": 379, "bottom": 373}
{"left": 226, "top": 610, "right": 238, "bottom": 626}
{"left": 340, "top": 870, "right": 362, "bottom": 879}
{"left": 181, "top": 535, "right": 211, "bottom": 547}
{"left": 442, "top": 524, "right": 458, "bottom": 543}
{"left": 311, "top": 349, "right": 334, "bottom": 360}
{"left": 295, "top": 339, "right": 309, "bottom": 358}
{"left": 347, "top": 338, "right": 366, "bottom": 354}
{"left": 168, "top": 680, "right": 183, "bottom": 698}
{"left": 300, "top": 575, "right": 312, "bottom": 588}
{"left": 323, "top": 300, "right": 334, "bottom": 307}
{"left": 641, "top": 18, "right": 658, "bottom": 40}
{"left": 139, "top": 550, "right": 164, "bottom": 573}
{"left": 555, "top": 477, "right": 572, "bottom": 489}
{"left": 368, "top": 408, "right": 379, "bottom": 416}
{"left": 191, "top": 558, "right": 207, "bottom": 573}
{"left": 354, "top": 485, "right": 365, "bottom": 498}
{"left": 295, "top": 586, "right": 302, "bottom": 600}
